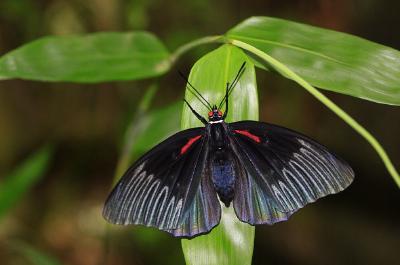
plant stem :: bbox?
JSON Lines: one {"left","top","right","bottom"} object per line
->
{"left": 230, "top": 39, "right": 400, "bottom": 188}
{"left": 169, "top": 35, "right": 224, "bottom": 65}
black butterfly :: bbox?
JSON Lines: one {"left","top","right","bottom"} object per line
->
{"left": 103, "top": 63, "right": 354, "bottom": 238}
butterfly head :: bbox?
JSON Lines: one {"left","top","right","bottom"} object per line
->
{"left": 208, "top": 105, "right": 223, "bottom": 122}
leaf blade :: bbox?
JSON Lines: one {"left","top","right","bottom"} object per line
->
{"left": 0, "top": 32, "right": 170, "bottom": 82}
{"left": 0, "top": 145, "right": 53, "bottom": 220}
{"left": 227, "top": 16, "right": 400, "bottom": 105}
{"left": 10, "top": 241, "right": 62, "bottom": 265}
{"left": 131, "top": 101, "right": 182, "bottom": 156}
{"left": 181, "top": 44, "right": 257, "bottom": 265}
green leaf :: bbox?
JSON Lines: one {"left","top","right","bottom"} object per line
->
{"left": 0, "top": 32, "right": 170, "bottom": 82}
{"left": 0, "top": 145, "right": 53, "bottom": 219}
{"left": 131, "top": 101, "right": 182, "bottom": 156}
{"left": 227, "top": 16, "right": 400, "bottom": 105}
{"left": 112, "top": 87, "right": 181, "bottom": 185}
{"left": 113, "top": 84, "right": 159, "bottom": 182}
{"left": 10, "top": 241, "right": 61, "bottom": 265}
{"left": 181, "top": 44, "right": 257, "bottom": 265}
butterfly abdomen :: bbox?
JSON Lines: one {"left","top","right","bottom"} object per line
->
{"left": 211, "top": 155, "right": 236, "bottom": 207}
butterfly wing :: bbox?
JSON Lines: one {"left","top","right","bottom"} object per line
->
{"left": 165, "top": 173, "right": 221, "bottom": 237}
{"left": 103, "top": 127, "right": 220, "bottom": 237}
{"left": 229, "top": 121, "right": 354, "bottom": 225}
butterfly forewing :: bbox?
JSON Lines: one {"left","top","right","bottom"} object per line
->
{"left": 229, "top": 121, "right": 354, "bottom": 225}
{"left": 103, "top": 127, "right": 220, "bottom": 236}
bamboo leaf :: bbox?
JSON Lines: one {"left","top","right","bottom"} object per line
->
{"left": 0, "top": 145, "right": 53, "bottom": 220}
{"left": 181, "top": 44, "right": 257, "bottom": 265}
{"left": 10, "top": 241, "right": 61, "bottom": 265}
{"left": 227, "top": 16, "right": 400, "bottom": 105}
{"left": 131, "top": 101, "right": 182, "bottom": 157}
{"left": 0, "top": 32, "right": 170, "bottom": 82}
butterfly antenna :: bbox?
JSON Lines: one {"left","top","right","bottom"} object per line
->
{"left": 218, "top": 62, "right": 246, "bottom": 109}
{"left": 179, "top": 71, "right": 213, "bottom": 110}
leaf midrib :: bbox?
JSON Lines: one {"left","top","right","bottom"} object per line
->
{"left": 227, "top": 34, "right": 352, "bottom": 67}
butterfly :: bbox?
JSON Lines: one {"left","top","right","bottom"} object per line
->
{"left": 103, "top": 62, "right": 354, "bottom": 238}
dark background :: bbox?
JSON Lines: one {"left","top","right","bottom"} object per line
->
{"left": 0, "top": 0, "right": 399, "bottom": 264}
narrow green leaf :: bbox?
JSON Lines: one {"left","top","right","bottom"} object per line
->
{"left": 131, "top": 101, "right": 182, "bottom": 156}
{"left": 227, "top": 16, "right": 400, "bottom": 105}
{"left": 0, "top": 145, "right": 53, "bottom": 219}
{"left": 113, "top": 84, "right": 159, "bottom": 182}
{"left": 181, "top": 44, "right": 257, "bottom": 265}
{"left": 10, "top": 241, "right": 61, "bottom": 265}
{"left": 0, "top": 32, "right": 170, "bottom": 82}
{"left": 113, "top": 99, "right": 181, "bottom": 184}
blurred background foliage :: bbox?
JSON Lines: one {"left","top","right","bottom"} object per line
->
{"left": 0, "top": 0, "right": 399, "bottom": 265}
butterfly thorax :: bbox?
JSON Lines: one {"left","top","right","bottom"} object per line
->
{"left": 207, "top": 122, "right": 236, "bottom": 207}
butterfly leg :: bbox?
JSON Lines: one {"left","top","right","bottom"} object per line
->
{"left": 184, "top": 99, "right": 208, "bottom": 125}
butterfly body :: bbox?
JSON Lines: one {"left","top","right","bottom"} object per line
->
{"left": 208, "top": 122, "right": 236, "bottom": 207}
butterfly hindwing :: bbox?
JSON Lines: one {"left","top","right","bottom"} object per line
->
{"left": 166, "top": 173, "right": 221, "bottom": 237}
{"left": 229, "top": 121, "right": 354, "bottom": 225}
{"left": 103, "top": 127, "right": 220, "bottom": 237}
{"left": 232, "top": 157, "right": 294, "bottom": 225}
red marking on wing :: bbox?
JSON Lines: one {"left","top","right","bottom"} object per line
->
{"left": 234, "top": 130, "right": 261, "bottom": 143}
{"left": 180, "top": 135, "right": 202, "bottom": 154}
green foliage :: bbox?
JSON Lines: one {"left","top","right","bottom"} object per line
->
{"left": 112, "top": 85, "right": 182, "bottom": 185}
{"left": 131, "top": 101, "right": 182, "bottom": 156}
{"left": 1, "top": 14, "right": 400, "bottom": 265}
{"left": 181, "top": 45, "right": 257, "bottom": 265}
{"left": 0, "top": 32, "right": 170, "bottom": 82}
{"left": 10, "top": 241, "right": 61, "bottom": 265}
{"left": 227, "top": 16, "right": 400, "bottom": 105}
{"left": 0, "top": 145, "right": 53, "bottom": 220}
{"left": 1, "top": 16, "right": 399, "bottom": 105}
